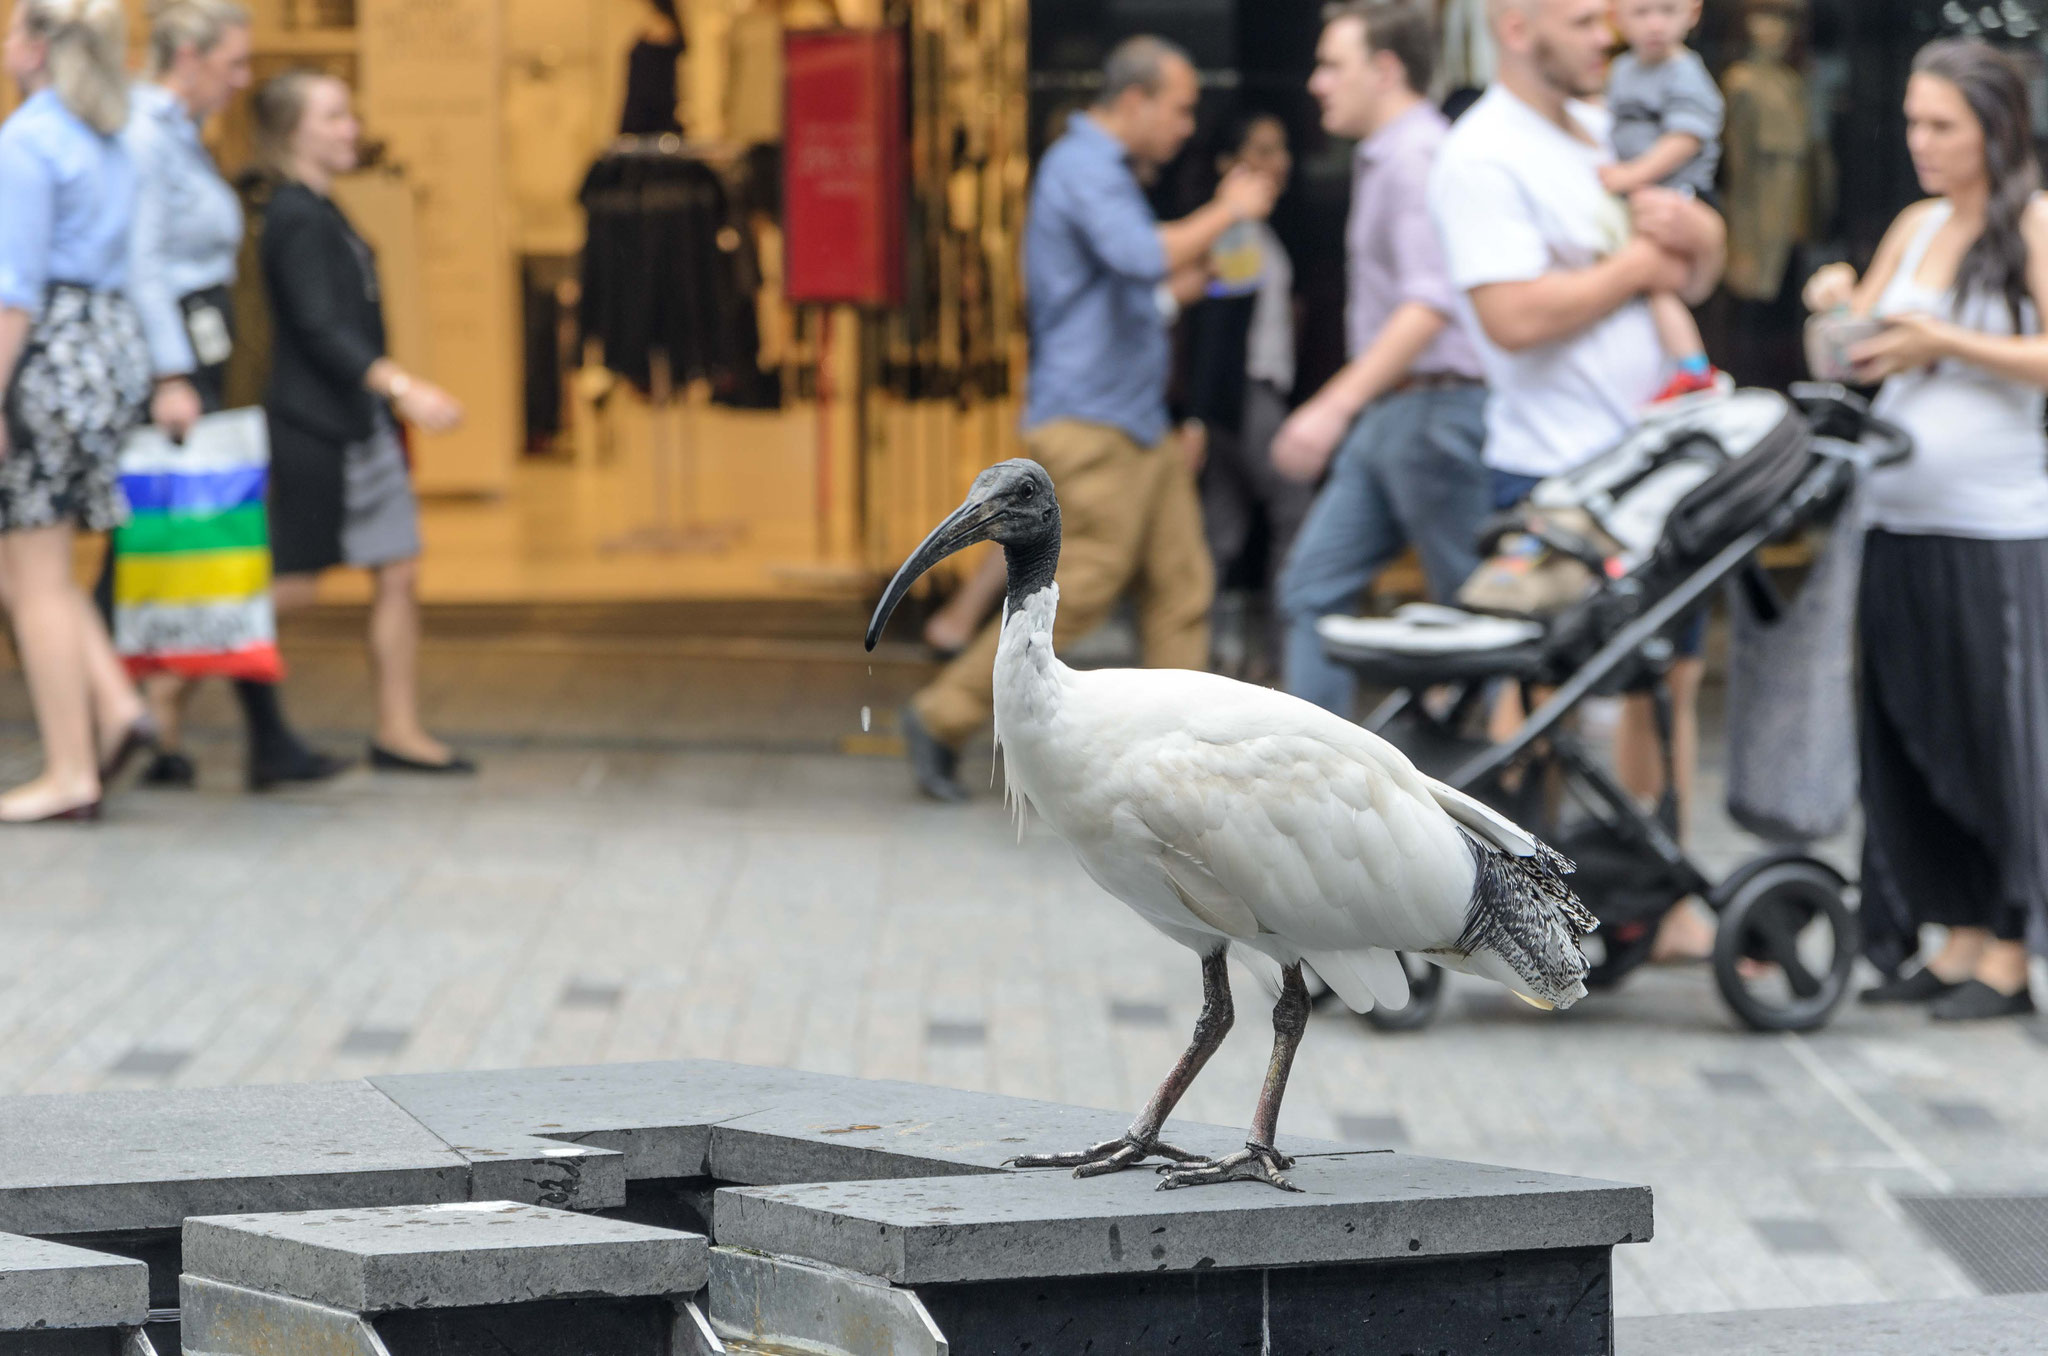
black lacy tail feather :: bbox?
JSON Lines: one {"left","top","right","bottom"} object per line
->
{"left": 1455, "top": 831, "right": 1597, "bottom": 1003}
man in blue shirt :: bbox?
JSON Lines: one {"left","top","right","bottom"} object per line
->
{"left": 899, "top": 35, "right": 1279, "bottom": 801}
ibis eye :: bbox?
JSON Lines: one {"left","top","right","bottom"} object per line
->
{"left": 1018, "top": 484, "right": 1035, "bottom": 500}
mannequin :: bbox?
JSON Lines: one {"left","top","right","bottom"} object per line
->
{"left": 619, "top": 0, "right": 685, "bottom": 137}
{"left": 1721, "top": 1, "right": 1811, "bottom": 302}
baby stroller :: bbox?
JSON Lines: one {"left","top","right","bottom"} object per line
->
{"left": 1317, "top": 386, "right": 1911, "bottom": 1033}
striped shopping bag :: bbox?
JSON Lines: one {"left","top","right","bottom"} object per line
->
{"left": 112, "top": 408, "right": 284, "bottom": 682}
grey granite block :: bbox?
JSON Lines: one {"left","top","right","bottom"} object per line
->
{"left": 372, "top": 1060, "right": 1348, "bottom": 1197}
{"left": 1618, "top": 1296, "right": 2048, "bottom": 1356}
{"left": 704, "top": 1075, "right": 1347, "bottom": 1187}
{"left": 714, "top": 1151, "right": 1653, "bottom": 1284}
{"left": 182, "top": 1202, "right": 708, "bottom": 1313}
{"left": 0, "top": 1082, "right": 471, "bottom": 1236}
{"left": 0, "top": 1231, "right": 148, "bottom": 1331}
{"left": 369, "top": 1062, "right": 824, "bottom": 1201}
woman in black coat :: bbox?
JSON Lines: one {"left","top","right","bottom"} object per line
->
{"left": 253, "top": 70, "right": 473, "bottom": 774}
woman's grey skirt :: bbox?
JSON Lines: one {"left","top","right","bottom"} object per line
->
{"left": 1858, "top": 528, "right": 2048, "bottom": 967}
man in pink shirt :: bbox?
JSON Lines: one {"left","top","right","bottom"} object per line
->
{"left": 1272, "top": 0, "right": 1493, "bottom": 717}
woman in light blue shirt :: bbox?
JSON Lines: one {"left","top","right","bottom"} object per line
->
{"left": 0, "top": 0, "right": 153, "bottom": 823}
{"left": 111, "top": 0, "right": 344, "bottom": 793}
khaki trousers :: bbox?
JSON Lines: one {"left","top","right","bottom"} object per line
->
{"left": 912, "top": 420, "right": 1214, "bottom": 747}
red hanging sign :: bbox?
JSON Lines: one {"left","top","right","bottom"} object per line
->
{"left": 783, "top": 28, "right": 907, "bottom": 307}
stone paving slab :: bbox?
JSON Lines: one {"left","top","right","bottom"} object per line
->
{"left": 1617, "top": 1294, "right": 2048, "bottom": 1355}
{"left": 0, "top": 1081, "right": 470, "bottom": 1237}
{"left": 372, "top": 1060, "right": 1348, "bottom": 1197}
{"left": 0, "top": 1231, "right": 148, "bottom": 1331}
{"left": 714, "top": 1151, "right": 1653, "bottom": 1284}
{"left": 182, "top": 1201, "right": 707, "bottom": 1313}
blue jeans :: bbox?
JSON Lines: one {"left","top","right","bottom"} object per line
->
{"left": 1279, "top": 384, "right": 1491, "bottom": 714}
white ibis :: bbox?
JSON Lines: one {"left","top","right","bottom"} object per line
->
{"left": 867, "top": 461, "right": 1595, "bottom": 1190}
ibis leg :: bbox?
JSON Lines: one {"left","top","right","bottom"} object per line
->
{"left": 1006, "top": 948, "right": 1234, "bottom": 1178}
{"left": 1159, "top": 962, "right": 1309, "bottom": 1192}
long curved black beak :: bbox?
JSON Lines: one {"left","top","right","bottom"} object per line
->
{"left": 865, "top": 495, "right": 1000, "bottom": 652}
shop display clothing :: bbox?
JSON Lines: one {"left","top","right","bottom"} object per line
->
{"left": 619, "top": 36, "right": 685, "bottom": 137}
{"left": 578, "top": 150, "right": 758, "bottom": 394}
{"left": 1722, "top": 52, "right": 1812, "bottom": 303}
{"left": 909, "top": 420, "right": 1212, "bottom": 748}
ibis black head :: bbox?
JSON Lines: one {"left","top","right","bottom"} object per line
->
{"left": 865, "top": 460, "right": 1061, "bottom": 652}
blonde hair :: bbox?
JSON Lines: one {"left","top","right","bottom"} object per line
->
{"left": 146, "top": 0, "right": 250, "bottom": 80}
{"left": 18, "top": 0, "right": 130, "bottom": 136}
{"left": 251, "top": 67, "right": 334, "bottom": 177}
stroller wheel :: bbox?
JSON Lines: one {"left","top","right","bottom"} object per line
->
{"left": 1712, "top": 856, "right": 1860, "bottom": 1032}
{"left": 1363, "top": 954, "right": 1447, "bottom": 1032}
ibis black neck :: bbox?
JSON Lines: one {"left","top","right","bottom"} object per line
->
{"left": 1003, "top": 525, "right": 1061, "bottom": 617}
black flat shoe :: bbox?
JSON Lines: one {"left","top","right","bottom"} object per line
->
{"left": 141, "top": 752, "right": 198, "bottom": 789}
{"left": 900, "top": 704, "right": 968, "bottom": 804}
{"left": 368, "top": 743, "right": 477, "bottom": 775}
{"left": 1929, "top": 979, "right": 2036, "bottom": 1022}
{"left": 98, "top": 717, "right": 159, "bottom": 783}
{"left": 250, "top": 746, "right": 353, "bottom": 792}
{"left": 1859, "top": 967, "right": 1962, "bottom": 1006}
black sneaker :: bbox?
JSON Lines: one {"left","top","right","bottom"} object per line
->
{"left": 901, "top": 704, "right": 968, "bottom": 803}
{"left": 1859, "top": 967, "right": 1961, "bottom": 1005}
{"left": 1929, "top": 979, "right": 2037, "bottom": 1022}
{"left": 140, "top": 751, "right": 198, "bottom": 789}
{"left": 250, "top": 745, "right": 353, "bottom": 792}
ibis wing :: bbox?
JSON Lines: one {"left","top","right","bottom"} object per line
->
{"left": 1116, "top": 726, "right": 1475, "bottom": 955}
{"left": 1424, "top": 776, "right": 1541, "bottom": 859}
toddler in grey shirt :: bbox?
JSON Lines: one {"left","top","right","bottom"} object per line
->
{"left": 1599, "top": 0, "right": 1727, "bottom": 400}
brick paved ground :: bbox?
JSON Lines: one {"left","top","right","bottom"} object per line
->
{"left": 3, "top": 625, "right": 2046, "bottom": 1318}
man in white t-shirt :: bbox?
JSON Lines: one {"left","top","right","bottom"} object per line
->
{"left": 1429, "top": 0, "right": 1727, "bottom": 961}
{"left": 1430, "top": 0, "right": 1724, "bottom": 496}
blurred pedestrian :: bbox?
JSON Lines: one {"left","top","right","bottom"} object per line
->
{"left": 1184, "top": 111, "right": 1308, "bottom": 683}
{"left": 1430, "top": 0, "right": 1725, "bottom": 958}
{"left": 252, "top": 71, "right": 475, "bottom": 775}
{"left": 119, "top": 0, "right": 346, "bottom": 792}
{"left": 1598, "top": 0, "right": 1725, "bottom": 401}
{"left": 896, "top": 35, "right": 1279, "bottom": 801}
{"left": 0, "top": 0, "right": 154, "bottom": 823}
{"left": 1274, "top": 0, "right": 1492, "bottom": 717}
{"left": 1807, "top": 40, "right": 2048, "bottom": 1021}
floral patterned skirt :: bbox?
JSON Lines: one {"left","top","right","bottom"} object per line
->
{"left": 0, "top": 284, "right": 152, "bottom": 533}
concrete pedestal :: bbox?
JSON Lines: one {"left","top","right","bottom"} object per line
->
{"left": 0, "top": 1062, "right": 1657, "bottom": 1356}
{"left": 179, "top": 1202, "right": 720, "bottom": 1356}
{"left": 0, "top": 1232, "right": 153, "bottom": 1355}
{"left": 712, "top": 1152, "right": 1654, "bottom": 1355}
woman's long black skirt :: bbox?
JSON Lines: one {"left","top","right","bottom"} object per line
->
{"left": 1859, "top": 528, "right": 2048, "bottom": 969}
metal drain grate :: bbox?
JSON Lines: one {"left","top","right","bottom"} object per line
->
{"left": 1894, "top": 1193, "right": 2048, "bottom": 1295}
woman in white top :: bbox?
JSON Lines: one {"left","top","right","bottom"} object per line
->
{"left": 1805, "top": 39, "right": 2048, "bottom": 1022}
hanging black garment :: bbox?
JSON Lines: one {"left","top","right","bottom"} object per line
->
{"left": 578, "top": 151, "right": 757, "bottom": 395}
{"left": 619, "top": 38, "right": 685, "bottom": 137}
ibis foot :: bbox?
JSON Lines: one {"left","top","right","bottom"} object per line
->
{"left": 1006, "top": 1135, "right": 1207, "bottom": 1178}
{"left": 1156, "top": 1142, "right": 1301, "bottom": 1193}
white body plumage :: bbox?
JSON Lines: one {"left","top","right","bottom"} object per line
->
{"left": 992, "top": 586, "right": 1593, "bottom": 1013}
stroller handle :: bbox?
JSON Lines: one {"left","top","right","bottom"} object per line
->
{"left": 1790, "top": 382, "right": 1913, "bottom": 467}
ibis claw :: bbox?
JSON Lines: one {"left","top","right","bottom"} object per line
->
{"left": 1155, "top": 1142, "right": 1301, "bottom": 1193}
{"left": 1005, "top": 1135, "right": 1204, "bottom": 1177}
